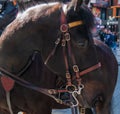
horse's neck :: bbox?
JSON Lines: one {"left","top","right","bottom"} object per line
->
{"left": 21, "top": 52, "right": 57, "bottom": 88}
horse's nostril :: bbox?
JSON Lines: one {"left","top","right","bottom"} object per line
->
{"left": 92, "top": 95, "right": 104, "bottom": 107}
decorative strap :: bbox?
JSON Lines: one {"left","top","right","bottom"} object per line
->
{"left": 1, "top": 76, "right": 15, "bottom": 92}
{"left": 68, "top": 21, "right": 83, "bottom": 28}
{"left": 79, "top": 62, "right": 101, "bottom": 76}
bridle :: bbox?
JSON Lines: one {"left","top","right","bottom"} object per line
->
{"left": 44, "top": 6, "right": 101, "bottom": 104}
{"left": 0, "top": 6, "right": 101, "bottom": 114}
{"left": 44, "top": 7, "right": 102, "bottom": 111}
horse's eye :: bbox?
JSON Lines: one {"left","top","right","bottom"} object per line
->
{"left": 78, "top": 42, "right": 85, "bottom": 46}
{"left": 77, "top": 40, "right": 88, "bottom": 48}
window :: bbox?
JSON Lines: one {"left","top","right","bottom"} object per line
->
{"left": 116, "top": 8, "right": 120, "bottom": 16}
{"left": 101, "top": 8, "right": 106, "bottom": 20}
{"left": 110, "top": 6, "right": 120, "bottom": 18}
{"left": 107, "top": 8, "right": 113, "bottom": 19}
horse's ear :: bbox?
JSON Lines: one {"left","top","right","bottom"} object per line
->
{"left": 75, "top": 0, "right": 90, "bottom": 10}
{"left": 67, "top": 0, "right": 83, "bottom": 11}
{"left": 76, "top": 0, "right": 83, "bottom": 10}
{"left": 77, "top": 0, "right": 83, "bottom": 6}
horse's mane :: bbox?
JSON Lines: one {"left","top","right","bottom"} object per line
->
{"left": 16, "top": 2, "right": 61, "bottom": 23}
{"left": 0, "top": 2, "right": 95, "bottom": 43}
{"left": 0, "top": 2, "right": 61, "bottom": 42}
{"left": 17, "top": 0, "right": 68, "bottom": 11}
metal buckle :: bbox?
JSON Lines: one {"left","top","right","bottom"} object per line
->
{"left": 48, "top": 89, "right": 57, "bottom": 94}
{"left": 65, "top": 33, "right": 70, "bottom": 41}
{"left": 55, "top": 38, "right": 60, "bottom": 45}
{"left": 61, "top": 39, "right": 66, "bottom": 46}
{"left": 73, "top": 65, "right": 79, "bottom": 72}
{"left": 80, "top": 107, "right": 86, "bottom": 114}
{"left": 66, "top": 72, "right": 71, "bottom": 79}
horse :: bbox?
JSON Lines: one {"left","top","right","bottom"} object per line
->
{"left": 0, "top": 0, "right": 118, "bottom": 114}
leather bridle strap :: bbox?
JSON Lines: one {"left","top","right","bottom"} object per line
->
{"left": 44, "top": 11, "right": 83, "bottom": 65}
{"left": 0, "top": 66, "right": 71, "bottom": 106}
{"left": 79, "top": 62, "right": 101, "bottom": 76}
{"left": 66, "top": 33, "right": 81, "bottom": 86}
{"left": 60, "top": 9, "right": 73, "bottom": 87}
{"left": 62, "top": 40, "right": 72, "bottom": 86}
{"left": 60, "top": 10, "right": 82, "bottom": 88}
{"left": 72, "top": 62, "right": 101, "bottom": 81}
{"left": 44, "top": 38, "right": 60, "bottom": 65}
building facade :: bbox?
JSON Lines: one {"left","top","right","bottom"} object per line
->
{"left": 90, "top": 0, "right": 120, "bottom": 32}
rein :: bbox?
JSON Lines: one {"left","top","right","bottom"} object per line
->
{"left": 0, "top": 51, "right": 101, "bottom": 104}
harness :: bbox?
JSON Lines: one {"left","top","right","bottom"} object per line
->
{"left": 0, "top": 6, "right": 101, "bottom": 114}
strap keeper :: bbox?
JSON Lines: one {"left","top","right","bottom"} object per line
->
{"left": 66, "top": 72, "right": 71, "bottom": 79}
{"left": 61, "top": 39, "right": 66, "bottom": 46}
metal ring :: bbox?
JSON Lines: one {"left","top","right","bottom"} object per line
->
{"left": 66, "top": 85, "right": 77, "bottom": 93}
{"left": 79, "top": 84, "right": 84, "bottom": 89}
{"left": 60, "top": 24, "right": 68, "bottom": 32}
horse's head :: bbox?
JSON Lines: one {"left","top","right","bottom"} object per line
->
{"left": 0, "top": 0, "right": 96, "bottom": 79}
{"left": 0, "top": 1, "right": 117, "bottom": 111}
{"left": 44, "top": 1, "right": 96, "bottom": 76}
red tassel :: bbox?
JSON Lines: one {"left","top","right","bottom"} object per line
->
{"left": 1, "top": 76, "right": 15, "bottom": 92}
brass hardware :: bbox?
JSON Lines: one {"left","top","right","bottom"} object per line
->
{"left": 61, "top": 39, "right": 66, "bottom": 46}
{"left": 65, "top": 33, "right": 70, "bottom": 41}
{"left": 55, "top": 99, "right": 63, "bottom": 104}
{"left": 80, "top": 107, "right": 86, "bottom": 114}
{"left": 66, "top": 72, "right": 71, "bottom": 79}
{"left": 73, "top": 65, "right": 79, "bottom": 72}
{"left": 55, "top": 38, "right": 60, "bottom": 45}
{"left": 48, "top": 89, "right": 57, "bottom": 94}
